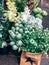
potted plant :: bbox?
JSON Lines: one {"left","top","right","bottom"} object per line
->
{"left": 4, "top": 0, "right": 48, "bottom": 65}
{"left": 9, "top": 16, "right": 49, "bottom": 65}
{"left": 20, "top": 25, "right": 49, "bottom": 65}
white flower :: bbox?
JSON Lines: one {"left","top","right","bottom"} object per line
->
{"left": 30, "top": 39, "right": 35, "bottom": 44}
{"left": 19, "top": 29, "right": 23, "bottom": 33}
{"left": 22, "top": 13, "right": 30, "bottom": 22}
{"left": 2, "top": 42, "right": 7, "bottom": 48}
{"left": 0, "top": 25, "right": 4, "bottom": 29}
{"left": 12, "top": 27, "right": 15, "bottom": 32}
{"left": 16, "top": 33, "right": 22, "bottom": 39}
{"left": 19, "top": 24, "right": 23, "bottom": 27}
{"left": 36, "top": 18, "right": 43, "bottom": 28}
{"left": 36, "top": 18, "right": 42, "bottom": 24}
{"left": 8, "top": 11, "right": 16, "bottom": 20}
{"left": 28, "top": 16, "right": 37, "bottom": 24}
{"left": 21, "top": 6, "right": 30, "bottom": 21}
{"left": 27, "top": 16, "right": 43, "bottom": 28}
{"left": 30, "top": 39, "right": 37, "bottom": 46}
{"left": 10, "top": 42, "right": 15, "bottom": 46}
{"left": 15, "top": 32, "right": 19, "bottom": 35}
{"left": 17, "top": 40, "right": 23, "bottom": 46}
{"left": 12, "top": 45, "right": 18, "bottom": 50}
{"left": 16, "top": 27, "right": 19, "bottom": 31}
{"left": 9, "top": 30, "right": 16, "bottom": 38}
{"left": 15, "top": 23, "right": 19, "bottom": 26}
{"left": 24, "top": 6, "right": 30, "bottom": 14}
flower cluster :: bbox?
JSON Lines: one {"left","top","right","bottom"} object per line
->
{"left": 9, "top": 21, "right": 27, "bottom": 50}
{"left": 4, "top": 0, "right": 18, "bottom": 22}
{"left": 21, "top": 7, "right": 43, "bottom": 28}
{"left": 9, "top": 20, "right": 49, "bottom": 53}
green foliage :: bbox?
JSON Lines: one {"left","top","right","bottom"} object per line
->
{"left": 32, "top": 7, "right": 48, "bottom": 19}
{"left": 9, "top": 21, "right": 49, "bottom": 53}
{"left": 22, "top": 25, "right": 49, "bottom": 53}
{"left": 14, "top": 0, "right": 28, "bottom": 12}
{"left": 0, "top": 18, "right": 13, "bottom": 48}
{"left": 0, "top": 6, "right": 13, "bottom": 48}
{"left": 0, "top": 7, "right": 4, "bottom": 13}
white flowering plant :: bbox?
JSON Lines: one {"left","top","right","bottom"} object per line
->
{"left": 9, "top": 20, "right": 49, "bottom": 53}
{"left": 4, "top": 0, "right": 48, "bottom": 22}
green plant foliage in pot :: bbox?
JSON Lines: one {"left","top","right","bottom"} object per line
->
{"left": 9, "top": 21, "right": 49, "bottom": 53}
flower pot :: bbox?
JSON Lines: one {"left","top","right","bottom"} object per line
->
{"left": 20, "top": 52, "right": 42, "bottom": 65}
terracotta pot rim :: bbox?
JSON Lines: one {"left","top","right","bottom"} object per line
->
{"left": 22, "top": 51, "right": 44, "bottom": 55}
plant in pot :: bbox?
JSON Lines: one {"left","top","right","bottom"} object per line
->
{"left": 9, "top": 14, "right": 49, "bottom": 65}
{"left": 5, "top": 1, "right": 48, "bottom": 65}
{"left": 4, "top": 0, "right": 48, "bottom": 65}
{"left": 20, "top": 25, "right": 49, "bottom": 65}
